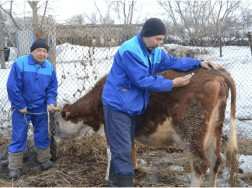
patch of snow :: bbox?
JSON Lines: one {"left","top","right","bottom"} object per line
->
{"left": 239, "top": 155, "right": 252, "bottom": 173}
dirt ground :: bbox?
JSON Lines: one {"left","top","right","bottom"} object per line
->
{"left": 0, "top": 135, "right": 252, "bottom": 187}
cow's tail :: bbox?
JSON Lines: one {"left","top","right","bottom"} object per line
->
{"left": 223, "top": 71, "right": 238, "bottom": 186}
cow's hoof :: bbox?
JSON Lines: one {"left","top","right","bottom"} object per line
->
{"left": 135, "top": 167, "right": 147, "bottom": 177}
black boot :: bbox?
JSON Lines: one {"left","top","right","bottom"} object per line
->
{"left": 40, "top": 160, "right": 54, "bottom": 171}
{"left": 113, "top": 175, "right": 134, "bottom": 187}
{"left": 107, "top": 164, "right": 116, "bottom": 187}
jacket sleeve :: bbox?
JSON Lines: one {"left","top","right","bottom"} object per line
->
{"left": 46, "top": 69, "right": 58, "bottom": 105}
{"left": 120, "top": 51, "right": 173, "bottom": 92}
{"left": 155, "top": 50, "right": 201, "bottom": 73}
{"left": 7, "top": 62, "right": 27, "bottom": 110}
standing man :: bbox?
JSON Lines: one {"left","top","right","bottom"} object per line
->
{"left": 7, "top": 39, "right": 58, "bottom": 179}
{"left": 102, "top": 18, "right": 222, "bottom": 187}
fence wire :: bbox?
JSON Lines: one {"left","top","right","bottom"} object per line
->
{"left": 1, "top": 24, "right": 252, "bottom": 133}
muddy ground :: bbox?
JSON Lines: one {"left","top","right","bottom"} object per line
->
{"left": 0, "top": 135, "right": 252, "bottom": 187}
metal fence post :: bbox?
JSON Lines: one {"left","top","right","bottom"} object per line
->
{"left": 248, "top": 32, "right": 252, "bottom": 56}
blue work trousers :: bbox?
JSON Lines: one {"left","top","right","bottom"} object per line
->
{"left": 103, "top": 105, "right": 136, "bottom": 176}
{"left": 8, "top": 108, "right": 50, "bottom": 153}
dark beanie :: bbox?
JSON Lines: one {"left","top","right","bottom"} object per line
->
{"left": 140, "top": 18, "right": 166, "bottom": 37}
{"left": 30, "top": 39, "right": 49, "bottom": 52}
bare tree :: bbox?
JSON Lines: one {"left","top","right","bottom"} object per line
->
{"left": 83, "top": 0, "right": 137, "bottom": 24}
{"left": 40, "top": 0, "right": 49, "bottom": 30}
{"left": 210, "top": 0, "right": 240, "bottom": 56}
{"left": 83, "top": 0, "right": 114, "bottom": 24}
{"left": 111, "top": 0, "right": 137, "bottom": 24}
{"left": 28, "top": 1, "right": 40, "bottom": 34}
{"left": 240, "top": 7, "right": 252, "bottom": 31}
{"left": 66, "top": 14, "right": 85, "bottom": 25}
{"left": 0, "top": 0, "right": 20, "bottom": 30}
{"left": 158, "top": 0, "right": 241, "bottom": 48}
{"left": 28, "top": 0, "right": 53, "bottom": 38}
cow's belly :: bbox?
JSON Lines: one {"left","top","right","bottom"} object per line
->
{"left": 136, "top": 117, "right": 181, "bottom": 147}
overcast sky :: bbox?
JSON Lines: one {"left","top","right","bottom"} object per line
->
{"left": 1, "top": 0, "right": 252, "bottom": 24}
{"left": 1, "top": 0, "right": 162, "bottom": 23}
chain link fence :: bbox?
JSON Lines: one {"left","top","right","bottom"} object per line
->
{"left": 1, "top": 22, "right": 252, "bottom": 135}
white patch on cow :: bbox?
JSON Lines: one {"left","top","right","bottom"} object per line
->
{"left": 203, "top": 99, "right": 221, "bottom": 187}
{"left": 54, "top": 112, "right": 104, "bottom": 138}
{"left": 203, "top": 100, "right": 220, "bottom": 152}
{"left": 230, "top": 117, "right": 238, "bottom": 150}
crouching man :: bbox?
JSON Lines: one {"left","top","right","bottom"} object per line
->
{"left": 6, "top": 39, "right": 59, "bottom": 179}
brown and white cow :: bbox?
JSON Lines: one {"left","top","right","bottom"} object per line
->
{"left": 57, "top": 68, "right": 238, "bottom": 187}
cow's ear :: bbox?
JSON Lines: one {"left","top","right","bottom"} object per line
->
{"left": 63, "top": 103, "right": 71, "bottom": 110}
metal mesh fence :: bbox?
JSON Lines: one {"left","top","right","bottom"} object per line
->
{"left": 1, "top": 22, "right": 252, "bottom": 133}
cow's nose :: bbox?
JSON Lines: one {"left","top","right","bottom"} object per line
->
{"left": 61, "top": 111, "right": 66, "bottom": 118}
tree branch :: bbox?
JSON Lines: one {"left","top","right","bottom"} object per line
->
{"left": 40, "top": 0, "right": 49, "bottom": 30}
{"left": 0, "top": 2, "right": 20, "bottom": 30}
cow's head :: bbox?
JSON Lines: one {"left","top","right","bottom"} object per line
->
{"left": 54, "top": 102, "right": 103, "bottom": 138}
{"left": 55, "top": 116, "right": 87, "bottom": 138}
{"left": 61, "top": 104, "right": 73, "bottom": 121}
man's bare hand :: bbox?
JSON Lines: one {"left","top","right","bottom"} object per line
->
{"left": 19, "top": 108, "right": 27, "bottom": 114}
{"left": 172, "top": 73, "right": 194, "bottom": 88}
{"left": 200, "top": 60, "right": 223, "bottom": 70}
{"left": 47, "top": 104, "right": 60, "bottom": 112}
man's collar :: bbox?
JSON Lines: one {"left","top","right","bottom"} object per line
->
{"left": 28, "top": 54, "right": 46, "bottom": 67}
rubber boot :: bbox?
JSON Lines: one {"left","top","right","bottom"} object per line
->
{"left": 112, "top": 175, "right": 134, "bottom": 187}
{"left": 36, "top": 148, "right": 54, "bottom": 171}
{"left": 8, "top": 152, "right": 23, "bottom": 180}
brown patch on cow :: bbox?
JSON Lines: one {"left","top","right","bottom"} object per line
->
{"left": 61, "top": 77, "right": 106, "bottom": 131}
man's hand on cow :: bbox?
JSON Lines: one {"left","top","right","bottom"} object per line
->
{"left": 172, "top": 73, "right": 194, "bottom": 88}
{"left": 19, "top": 107, "right": 27, "bottom": 114}
{"left": 47, "top": 104, "right": 60, "bottom": 112}
{"left": 200, "top": 60, "right": 223, "bottom": 70}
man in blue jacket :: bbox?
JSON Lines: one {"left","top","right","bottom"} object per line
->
{"left": 6, "top": 39, "right": 58, "bottom": 179}
{"left": 102, "top": 18, "right": 222, "bottom": 187}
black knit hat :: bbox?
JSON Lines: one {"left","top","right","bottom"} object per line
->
{"left": 30, "top": 39, "right": 49, "bottom": 52}
{"left": 140, "top": 18, "right": 166, "bottom": 37}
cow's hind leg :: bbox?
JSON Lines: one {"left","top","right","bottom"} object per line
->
{"left": 205, "top": 137, "right": 222, "bottom": 187}
{"left": 204, "top": 129, "right": 221, "bottom": 187}
{"left": 190, "top": 155, "right": 208, "bottom": 187}
{"left": 204, "top": 99, "right": 225, "bottom": 187}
